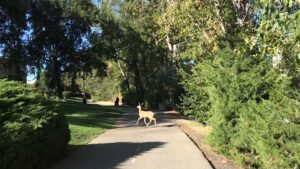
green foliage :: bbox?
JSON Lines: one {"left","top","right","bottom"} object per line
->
{"left": 0, "top": 79, "right": 70, "bottom": 169}
{"left": 90, "top": 78, "right": 119, "bottom": 101}
{"left": 76, "top": 62, "right": 121, "bottom": 101}
{"left": 62, "top": 91, "right": 72, "bottom": 99}
{"left": 96, "top": 0, "right": 183, "bottom": 107}
{"left": 0, "top": 0, "right": 28, "bottom": 81}
{"left": 202, "top": 48, "right": 300, "bottom": 169}
{"left": 184, "top": 41, "right": 300, "bottom": 168}
{"left": 179, "top": 67, "right": 211, "bottom": 123}
{"left": 256, "top": 0, "right": 300, "bottom": 89}
{"left": 178, "top": 1, "right": 300, "bottom": 168}
{"left": 27, "top": 0, "right": 105, "bottom": 97}
{"left": 2, "top": 0, "right": 300, "bottom": 168}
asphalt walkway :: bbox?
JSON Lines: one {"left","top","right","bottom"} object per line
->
{"left": 49, "top": 106, "right": 213, "bottom": 169}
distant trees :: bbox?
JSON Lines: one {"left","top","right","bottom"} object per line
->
{"left": 93, "top": 0, "right": 182, "bottom": 107}
{"left": 72, "top": 62, "right": 121, "bottom": 101}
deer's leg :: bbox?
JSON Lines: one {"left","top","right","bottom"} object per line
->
{"left": 136, "top": 117, "right": 142, "bottom": 125}
{"left": 144, "top": 117, "right": 152, "bottom": 126}
{"left": 153, "top": 118, "right": 157, "bottom": 125}
{"left": 146, "top": 117, "right": 152, "bottom": 126}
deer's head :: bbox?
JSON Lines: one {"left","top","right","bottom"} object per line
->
{"left": 137, "top": 103, "right": 141, "bottom": 109}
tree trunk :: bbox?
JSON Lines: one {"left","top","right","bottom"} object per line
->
{"left": 215, "top": 0, "right": 226, "bottom": 33}
{"left": 117, "top": 60, "right": 131, "bottom": 92}
{"left": 71, "top": 68, "right": 77, "bottom": 93}
{"left": 52, "top": 48, "right": 63, "bottom": 99}
{"left": 34, "top": 65, "right": 42, "bottom": 88}
{"left": 56, "top": 75, "right": 63, "bottom": 98}
{"left": 232, "top": 0, "right": 250, "bottom": 26}
{"left": 132, "top": 56, "right": 144, "bottom": 103}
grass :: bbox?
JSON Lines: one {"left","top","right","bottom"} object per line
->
{"left": 56, "top": 98, "right": 121, "bottom": 151}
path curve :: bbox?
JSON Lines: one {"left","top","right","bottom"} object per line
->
{"left": 49, "top": 105, "right": 213, "bottom": 169}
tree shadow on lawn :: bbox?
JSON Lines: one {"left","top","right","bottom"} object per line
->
{"left": 60, "top": 101, "right": 122, "bottom": 115}
{"left": 51, "top": 142, "right": 166, "bottom": 169}
{"left": 57, "top": 100, "right": 122, "bottom": 128}
{"left": 66, "top": 115, "right": 113, "bottom": 128}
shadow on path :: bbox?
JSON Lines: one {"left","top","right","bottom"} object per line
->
{"left": 50, "top": 102, "right": 213, "bottom": 169}
{"left": 51, "top": 142, "right": 165, "bottom": 169}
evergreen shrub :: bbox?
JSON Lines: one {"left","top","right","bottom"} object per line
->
{"left": 180, "top": 66, "right": 211, "bottom": 123}
{"left": 201, "top": 48, "right": 300, "bottom": 169}
{"left": 182, "top": 47, "right": 300, "bottom": 168}
{"left": 0, "top": 79, "right": 70, "bottom": 169}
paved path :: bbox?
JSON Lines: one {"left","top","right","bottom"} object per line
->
{"left": 50, "top": 106, "right": 213, "bottom": 169}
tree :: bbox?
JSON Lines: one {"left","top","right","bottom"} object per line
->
{"left": 96, "top": 0, "right": 182, "bottom": 107}
{"left": 177, "top": 0, "right": 300, "bottom": 168}
{"left": 0, "top": 0, "right": 29, "bottom": 81}
{"left": 28, "top": 0, "right": 105, "bottom": 98}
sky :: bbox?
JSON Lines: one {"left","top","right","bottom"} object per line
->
{"left": 27, "top": 73, "right": 36, "bottom": 81}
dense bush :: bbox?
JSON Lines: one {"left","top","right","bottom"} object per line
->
{"left": 88, "top": 76, "right": 119, "bottom": 101}
{"left": 76, "top": 65, "right": 121, "bottom": 101}
{"left": 193, "top": 48, "right": 300, "bottom": 169}
{"left": 0, "top": 79, "right": 70, "bottom": 169}
{"left": 180, "top": 67, "right": 211, "bottom": 123}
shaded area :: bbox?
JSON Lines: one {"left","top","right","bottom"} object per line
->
{"left": 50, "top": 142, "right": 166, "bottom": 169}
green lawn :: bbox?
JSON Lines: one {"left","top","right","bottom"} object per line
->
{"left": 56, "top": 98, "right": 121, "bottom": 151}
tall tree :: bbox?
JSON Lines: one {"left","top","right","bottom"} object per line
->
{"left": 28, "top": 0, "right": 105, "bottom": 97}
{"left": 0, "top": 0, "right": 29, "bottom": 81}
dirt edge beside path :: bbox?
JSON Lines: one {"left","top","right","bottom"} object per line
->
{"left": 171, "top": 118, "right": 242, "bottom": 169}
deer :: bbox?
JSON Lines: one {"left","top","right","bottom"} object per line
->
{"left": 136, "top": 104, "right": 157, "bottom": 126}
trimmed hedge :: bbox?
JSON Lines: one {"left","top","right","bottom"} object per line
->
{"left": 0, "top": 79, "right": 70, "bottom": 169}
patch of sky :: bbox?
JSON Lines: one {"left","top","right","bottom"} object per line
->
{"left": 24, "top": 13, "right": 37, "bottom": 81}
{"left": 27, "top": 64, "right": 38, "bottom": 82}
{"left": 27, "top": 73, "right": 36, "bottom": 81}
{"left": 182, "top": 60, "right": 196, "bottom": 65}
{"left": 253, "top": 8, "right": 263, "bottom": 28}
{"left": 92, "top": 0, "right": 120, "bottom": 16}
{"left": 0, "top": 44, "right": 3, "bottom": 58}
{"left": 92, "top": 0, "right": 100, "bottom": 7}
{"left": 91, "top": 26, "right": 102, "bottom": 34}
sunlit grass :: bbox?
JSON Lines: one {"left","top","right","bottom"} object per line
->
{"left": 56, "top": 98, "right": 121, "bottom": 151}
